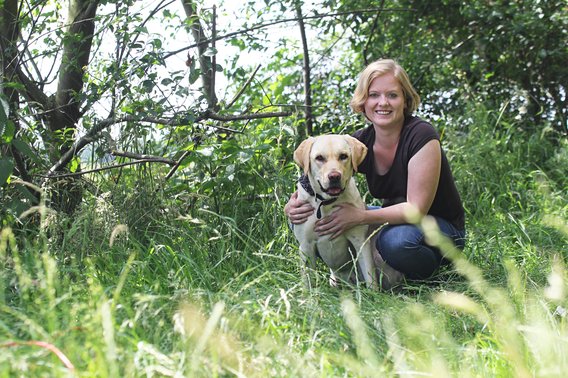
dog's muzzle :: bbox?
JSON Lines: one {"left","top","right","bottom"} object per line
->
{"left": 318, "top": 172, "right": 344, "bottom": 197}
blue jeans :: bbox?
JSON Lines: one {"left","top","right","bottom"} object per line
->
{"left": 369, "top": 208, "right": 466, "bottom": 279}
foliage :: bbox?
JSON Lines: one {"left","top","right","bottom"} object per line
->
{"left": 1, "top": 101, "right": 567, "bottom": 375}
{"left": 1, "top": 0, "right": 567, "bottom": 376}
{"left": 327, "top": 0, "right": 567, "bottom": 134}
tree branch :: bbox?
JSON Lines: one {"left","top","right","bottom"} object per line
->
{"left": 111, "top": 150, "right": 176, "bottom": 165}
{"left": 226, "top": 64, "right": 261, "bottom": 109}
{"left": 12, "top": 64, "right": 51, "bottom": 109}
{"left": 205, "top": 110, "right": 291, "bottom": 122}
{"left": 52, "top": 0, "right": 99, "bottom": 137}
{"left": 47, "top": 109, "right": 291, "bottom": 175}
{"left": 163, "top": 7, "right": 416, "bottom": 60}
{"left": 42, "top": 159, "right": 173, "bottom": 179}
{"left": 165, "top": 150, "right": 192, "bottom": 180}
{"left": 211, "top": 5, "right": 217, "bottom": 107}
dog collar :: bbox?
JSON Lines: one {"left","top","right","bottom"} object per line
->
{"left": 298, "top": 175, "right": 315, "bottom": 196}
{"left": 298, "top": 175, "right": 338, "bottom": 219}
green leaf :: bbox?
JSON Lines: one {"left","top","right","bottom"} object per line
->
{"left": 1, "top": 120, "right": 15, "bottom": 143}
{"left": 203, "top": 47, "right": 218, "bottom": 57}
{"left": 0, "top": 95, "right": 8, "bottom": 141}
{"left": 0, "top": 158, "right": 14, "bottom": 185}
{"left": 0, "top": 95, "right": 8, "bottom": 128}
{"left": 142, "top": 79, "right": 155, "bottom": 93}
{"left": 69, "top": 157, "right": 81, "bottom": 173}
{"left": 188, "top": 68, "right": 201, "bottom": 85}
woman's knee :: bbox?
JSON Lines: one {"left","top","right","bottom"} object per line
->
{"left": 376, "top": 224, "right": 423, "bottom": 256}
{"left": 376, "top": 225, "right": 441, "bottom": 279}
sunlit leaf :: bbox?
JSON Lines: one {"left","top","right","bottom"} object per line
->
{"left": 1, "top": 120, "right": 15, "bottom": 143}
{"left": 0, "top": 158, "right": 14, "bottom": 185}
{"left": 69, "top": 157, "right": 80, "bottom": 173}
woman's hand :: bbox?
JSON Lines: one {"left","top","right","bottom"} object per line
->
{"left": 314, "top": 203, "right": 365, "bottom": 240}
{"left": 284, "top": 191, "right": 314, "bottom": 224}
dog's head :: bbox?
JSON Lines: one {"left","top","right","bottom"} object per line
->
{"left": 293, "top": 135, "right": 367, "bottom": 198}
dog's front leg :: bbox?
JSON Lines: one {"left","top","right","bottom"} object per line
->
{"left": 349, "top": 229, "right": 378, "bottom": 290}
{"left": 298, "top": 242, "right": 317, "bottom": 290}
{"left": 357, "top": 243, "right": 378, "bottom": 290}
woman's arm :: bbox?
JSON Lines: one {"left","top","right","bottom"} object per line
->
{"left": 406, "top": 138, "right": 441, "bottom": 215}
{"left": 284, "top": 191, "right": 315, "bottom": 224}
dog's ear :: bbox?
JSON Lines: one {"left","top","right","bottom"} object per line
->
{"left": 293, "top": 137, "right": 315, "bottom": 174}
{"left": 344, "top": 135, "right": 367, "bottom": 172}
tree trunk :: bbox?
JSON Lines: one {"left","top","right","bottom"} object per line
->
{"left": 1, "top": 0, "right": 37, "bottom": 191}
{"left": 51, "top": 0, "right": 98, "bottom": 157}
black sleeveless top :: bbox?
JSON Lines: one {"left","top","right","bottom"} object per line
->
{"left": 353, "top": 116, "right": 465, "bottom": 230}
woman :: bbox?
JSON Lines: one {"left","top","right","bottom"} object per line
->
{"left": 284, "top": 59, "right": 466, "bottom": 285}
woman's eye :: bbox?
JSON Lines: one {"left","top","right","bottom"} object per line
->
{"left": 388, "top": 93, "right": 399, "bottom": 99}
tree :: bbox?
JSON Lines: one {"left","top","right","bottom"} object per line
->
{"left": 1, "top": 0, "right": 99, "bottom": 214}
{"left": 0, "top": 0, "right": 291, "bottom": 221}
{"left": 330, "top": 0, "right": 567, "bottom": 134}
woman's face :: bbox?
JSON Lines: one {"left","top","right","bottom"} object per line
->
{"left": 364, "top": 73, "right": 406, "bottom": 131}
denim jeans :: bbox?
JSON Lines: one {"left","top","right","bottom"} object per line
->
{"left": 368, "top": 207, "right": 466, "bottom": 279}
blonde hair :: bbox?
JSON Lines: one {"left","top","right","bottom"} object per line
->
{"left": 350, "top": 59, "right": 421, "bottom": 116}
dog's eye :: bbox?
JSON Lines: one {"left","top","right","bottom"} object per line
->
{"left": 339, "top": 153, "right": 349, "bottom": 161}
{"left": 315, "top": 155, "right": 325, "bottom": 162}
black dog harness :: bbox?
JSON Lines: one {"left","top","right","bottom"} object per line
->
{"left": 299, "top": 175, "right": 338, "bottom": 219}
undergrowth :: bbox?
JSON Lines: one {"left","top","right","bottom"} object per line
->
{"left": 1, "top": 106, "right": 567, "bottom": 377}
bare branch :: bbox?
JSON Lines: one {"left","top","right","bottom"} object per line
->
{"left": 211, "top": 5, "right": 217, "bottom": 107}
{"left": 165, "top": 150, "right": 192, "bottom": 180}
{"left": 206, "top": 110, "right": 291, "bottom": 122}
{"left": 163, "top": 7, "right": 416, "bottom": 60}
{"left": 163, "top": 108, "right": 292, "bottom": 180}
{"left": 111, "top": 150, "right": 176, "bottom": 165}
{"left": 226, "top": 64, "right": 261, "bottom": 109}
{"left": 12, "top": 64, "right": 51, "bottom": 109}
{"left": 41, "top": 159, "right": 172, "bottom": 179}
{"left": 119, "top": 0, "right": 175, "bottom": 63}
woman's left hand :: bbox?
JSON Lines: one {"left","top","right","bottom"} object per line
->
{"left": 314, "top": 203, "right": 365, "bottom": 240}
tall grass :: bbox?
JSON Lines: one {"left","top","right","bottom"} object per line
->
{"left": 1, "top": 104, "right": 567, "bottom": 376}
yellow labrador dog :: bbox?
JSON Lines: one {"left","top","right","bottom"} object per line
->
{"left": 293, "top": 135, "right": 377, "bottom": 290}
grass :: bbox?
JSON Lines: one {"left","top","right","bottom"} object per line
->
{"left": 1, "top": 108, "right": 567, "bottom": 376}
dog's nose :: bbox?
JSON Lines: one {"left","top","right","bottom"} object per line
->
{"left": 328, "top": 171, "right": 341, "bottom": 183}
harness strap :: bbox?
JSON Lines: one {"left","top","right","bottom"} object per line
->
{"left": 315, "top": 196, "right": 338, "bottom": 219}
